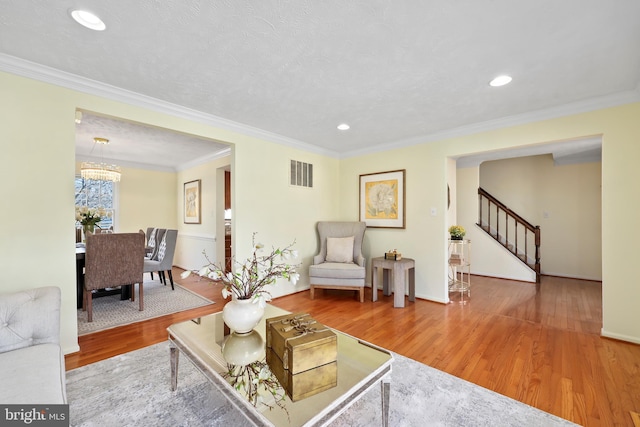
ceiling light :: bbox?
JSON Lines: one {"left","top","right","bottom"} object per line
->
{"left": 81, "top": 138, "right": 121, "bottom": 182}
{"left": 489, "top": 75, "right": 512, "bottom": 87}
{"left": 70, "top": 10, "right": 106, "bottom": 31}
{"left": 337, "top": 123, "right": 350, "bottom": 130}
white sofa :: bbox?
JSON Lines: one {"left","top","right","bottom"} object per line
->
{"left": 0, "top": 286, "right": 67, "bottom": 403}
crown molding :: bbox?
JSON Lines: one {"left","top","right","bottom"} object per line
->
{"left": 340, "top": 88, "right": 640, "bottom": 159}
{"left": 175, "top": 147, "right": 232, "bottom": 172}
{"left": 0, "top": 53, "right": 340, "bottom": 159}
{"left": 2, "top": 53, "right": 638, "bottom": 162}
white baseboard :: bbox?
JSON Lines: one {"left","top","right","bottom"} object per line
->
{"left": 601, "top": 329, "right": 640, "bottom": 345}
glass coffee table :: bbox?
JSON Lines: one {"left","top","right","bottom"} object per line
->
{"left": 167, "top": 304, "right": 393, "bottom": 426}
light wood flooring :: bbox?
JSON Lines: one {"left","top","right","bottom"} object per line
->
{"left": 65, "top": 269, "right": 640, "bottom": 426}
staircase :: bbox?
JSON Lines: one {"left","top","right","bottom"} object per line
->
{"left": 477, "top": 188, "right": 541, "bottom": 283}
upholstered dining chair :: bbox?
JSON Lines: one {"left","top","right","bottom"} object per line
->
{"left": 145, "top": 228, "right": 166, "bottom": 258}
{"left": 83, "top": 233, "right": 145, "bottom": 322}
{"left": 309, "top": 221, "right": 367, "bottom": 302}
{"left": 144, "top": 229, "right": 178, "bottom": 290}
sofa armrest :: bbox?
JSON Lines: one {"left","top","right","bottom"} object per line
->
{"left": 0, "top": 286, "right": 61, "bottom": 354}
{"left": 356, "top": 255, "right": 366, "bottom": 267}
{"left": 313, "top": 254, "right": 325, "bottom": 265}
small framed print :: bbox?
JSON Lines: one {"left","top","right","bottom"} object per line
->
{"left": 359, "top": 169, "right": 406, "bottom": 228}
{"left": 183, "top": 179, "right": 201, "bottom": 224}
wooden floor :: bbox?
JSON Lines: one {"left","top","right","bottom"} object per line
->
{"left": 65, "top": 269, "right": 640, "bottom": 426}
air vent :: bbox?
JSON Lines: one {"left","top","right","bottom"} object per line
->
{"left": 290, "top": 160, "right": 313, "bottom": 188}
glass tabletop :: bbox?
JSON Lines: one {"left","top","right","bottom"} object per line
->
{"left": 167, "top": 304, "right": 393, "bottom": 427}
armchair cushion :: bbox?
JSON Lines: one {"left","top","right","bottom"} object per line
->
{"left": 309, "top": 262, "right": 365, "bottom": 280}
{"left": 325, "top": 236, "right": 354, "bottom": 263}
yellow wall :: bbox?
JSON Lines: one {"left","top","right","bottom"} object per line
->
{"left": 2, "top": 68, "right": 639, "bottom": 349}
{"left": 480, "top": 155, "right": 602, "bottom": 280}
{"left": 0, "top": 70, "right": 340, "bottom": 352}
{"left": 75, "top": 162, "right": 178, "bottom": 233}
{"left": 340, "top": 103, "right": 640, "bottom": 343}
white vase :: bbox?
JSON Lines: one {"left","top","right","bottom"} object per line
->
{"left": 222, "top": 298, "right": 265, "bottom": 334}
{"left": 221, "top": 330, "right": 264, "bottom": 365}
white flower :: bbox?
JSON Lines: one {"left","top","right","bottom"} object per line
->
{"left": 197, "top": 266, "right": 210, "bottom": 277}
{"left": 291, "top": 250, "right": 299, "bottom": 259}
{"left": 289, "top": 272, "right": 300, "bottom": 285}
{"left": 252, "top": 242, "right": 264, "bottom": 253}
{"left": 180, "top": 270, "right": 192, "bottom": 279}
{"left": 221, "top": 288, "right": 230, "bottom": 299}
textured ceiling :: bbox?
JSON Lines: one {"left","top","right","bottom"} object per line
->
{"left": 1, "top": 0, "right": 639, "bottom": 166}
{"left": 75, "top": 112, "right": 229, "bottom": 172}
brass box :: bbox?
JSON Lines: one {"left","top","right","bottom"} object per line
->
{"left": 385, "top": 251, "right": 402, "bottom": 260}
{"left": 266, "top": 313, "right": 337, "bottom": 374}
{"left": 266, "top": 348, "right": 337, "bottom": 402}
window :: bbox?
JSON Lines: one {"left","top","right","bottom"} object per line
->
{"left": 75, "top": 176, "right": 116, "bottom": 229}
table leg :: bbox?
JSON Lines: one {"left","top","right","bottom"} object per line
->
{"left": 382, "top": 269, "right": 391, "bottom": 296}
{"left": 170, "top": 345, "right": 179, "bottom": 391}
{"left": 372, "top": 265, "right": 379, "bottom": 302}
{"left": 393, "top": 266, "right": 405, "bottom": 308}
{"left": 76, "top": 259, "right": 84, "bottom": 309}
{"left": 381, "top": 378, "right": 391, "bottom": 427}
{"left": 408, "top": 267, "right": 415, "bottom": 302}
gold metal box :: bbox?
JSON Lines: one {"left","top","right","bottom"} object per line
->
{"left": 266, "top": 348, "right": 337, "bottom": 402}
{"left": 384, "top": 251, "right": 402, "bottom": 260}
{"left": 265, "top": 313, "right": 337, "bottom": 374}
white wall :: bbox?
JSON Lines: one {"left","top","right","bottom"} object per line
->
{"left": 480, "top": 155, "right": 602, "bottom": 280}
{"left": 457, "top": 166, "right": 536, "bottom": 282}
{"left": 175, "top": 155, "right": 231, "bottom": 271}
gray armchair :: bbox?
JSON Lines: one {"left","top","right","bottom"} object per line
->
{"left": 84, "top": 233, "right": 145, "bottom": 322}
{"left": 309, "top": 221, "right": 367, "bottom": 302}
{"left": 144, "top": 229, "right": 178, "bottom": 290}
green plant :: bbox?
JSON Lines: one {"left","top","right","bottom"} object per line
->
{"left": 448, "top": 225, "right": 466, "bottom": 238}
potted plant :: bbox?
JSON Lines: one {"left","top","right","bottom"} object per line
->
{"left": 448, "top": 225, "right": 466, "bottom": 240}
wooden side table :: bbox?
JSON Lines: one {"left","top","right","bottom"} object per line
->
{"left": 371, "top": 257, "right": 416, "bottom": 308}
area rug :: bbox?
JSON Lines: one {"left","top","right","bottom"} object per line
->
{"left": 66, "top": 342, "right": 576, "bottom": 426}
{"left": 77, "top": 279, "right": 213, "bottom": 335}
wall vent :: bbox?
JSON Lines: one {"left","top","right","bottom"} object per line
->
{"left": 290, "top": 160, "right": 313, "bottom": 188}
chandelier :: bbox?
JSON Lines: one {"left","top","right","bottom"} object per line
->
{"left": 81, "top": 137, "right": 121, "bottom": 182}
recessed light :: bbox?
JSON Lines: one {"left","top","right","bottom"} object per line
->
{"left": 337, "top": 123, "right": 350, "bottom": 131}
{"left": 70, "top": 10, "right": 106, "bottom": 31}
{"left": 489, "top": 75, "right": 512, "bottom": 87}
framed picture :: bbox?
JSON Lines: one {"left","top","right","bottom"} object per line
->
{"left": 183, "top": 179, "right": 201, "bottom": 224}
{"left": 359, "top": 169, "right": 405, "bottom": 228}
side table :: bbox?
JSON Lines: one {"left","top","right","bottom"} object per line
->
{"left": 371, "top": 257, "right": 416, "bottom": 308}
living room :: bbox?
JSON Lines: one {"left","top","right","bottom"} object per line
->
{"left": 1, "top": 2, "right": 640, "bottom": 425}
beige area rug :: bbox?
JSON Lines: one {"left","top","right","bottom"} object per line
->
{"left": 77, "top": 278, "right": 214, "bottom": 335}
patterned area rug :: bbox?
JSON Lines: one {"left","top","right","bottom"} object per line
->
{"left": 77, "top": 279, "right": 213, "bottom": 335}
{"left": 66, "top": 342, "right": 577, "bottom": 426}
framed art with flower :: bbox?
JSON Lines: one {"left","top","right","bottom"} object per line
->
{"left": 184, "top": 179, "right": 201, "bottom": 224}
{"left": 359, "top": 169, "right": 405, "bottom": 228}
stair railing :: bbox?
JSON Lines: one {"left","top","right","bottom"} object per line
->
{"left": 477, "top": 187, "right": 541, "bottom": 282}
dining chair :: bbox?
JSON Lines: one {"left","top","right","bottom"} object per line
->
{"left": 83, "top": 233, "right": 145, "bottom": 322}
{"left": 144, "top": 229, "right": 178, "bottom": 290}
{"left": 145, "top": 228, "right": 166, "bottom": 260}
